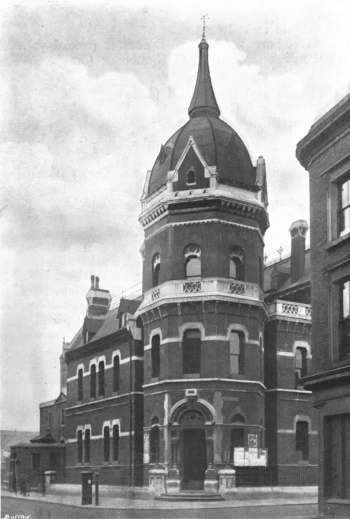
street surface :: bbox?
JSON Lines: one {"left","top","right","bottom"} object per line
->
{"left": 2, "top": 496, "right": 319, "bottom": 519}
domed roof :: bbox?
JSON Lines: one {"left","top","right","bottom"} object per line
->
{"left": 147, "top": 37, "right": 255, "bottom": 197}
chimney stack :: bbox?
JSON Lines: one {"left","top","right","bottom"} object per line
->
{"left": 289, "top": 220, "right": 308, "bottom": 283}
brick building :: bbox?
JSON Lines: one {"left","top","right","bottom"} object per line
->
{"left": 10, "top": 35, "right": 318, "bottom": 494}
{"left": 297, "top": 94, "right": 350, "bottom": 516}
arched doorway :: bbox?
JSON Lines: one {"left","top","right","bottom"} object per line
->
{"left": 169, "top": 399, "right": 214, "bottom": 491}
{"left": 180, "top": 410, "right": 207, "bottom": 490}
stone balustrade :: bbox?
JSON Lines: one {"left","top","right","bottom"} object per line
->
{"left": 268, "top": 299, "right": 312, "bottom": 321}
{"left": 139, "top": 278, "right": 263, "bottom": 311}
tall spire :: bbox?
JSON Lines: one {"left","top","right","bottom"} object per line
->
{"left": 188, "top": 25, "right": 220, "bottom": 119}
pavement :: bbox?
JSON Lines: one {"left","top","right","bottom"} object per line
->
{"left": 1, "top": 485, "right": 321, "bottom": 519}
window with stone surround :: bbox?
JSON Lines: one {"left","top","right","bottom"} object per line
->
{"left": 98, "top": 361, "right": 105, "bottom": 397}
{"left": 182, "top": 329, "right": 201, "bottom": 375}
{"left": 90, "top": 364, "right": 96, "bottom": 398}
{"left": 338, "top": 177, "right": 350, "bottom": 236}
{"left": 339, "top": 278, "right": 350, "bottom": 359}
{"left": 103, "top": 426, "right": 110, "bottom": 462}
{"left": 77, "top": 430, "right": 83, "bottom": 463}
{"left": 152, "top": 253, "right": 160, "bottom": 287}
{"left": 296, "top": 420, "right": 309, "bottom": 461}
{"left": 229, "top": 246, "right": 244, "bottom": 280}
{"left": 84, "top": 429, "right": 90, "bottom": 463}
{"left": 229, "top": 331, "right": 244, "bottom": 375}
{"left": 295, "top": 347, "right": 307, "bottom": 388}
{"left": 113, "top": 356, "right": 120, "bottom": 392}
{"left": 151, "top": 335, "right": 160, "bottom": 378}
{"left": 77, "top": 368, "right": 83, "bottom": 402}
{"left": 113, "top": 424, "right": 119, "bottom": 462}
{"left": 184, "top": 244, "right": 201, "bottom": 279}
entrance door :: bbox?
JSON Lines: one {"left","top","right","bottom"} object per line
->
{"left": 182, "top": 429, "right": 207, "bottom": 490}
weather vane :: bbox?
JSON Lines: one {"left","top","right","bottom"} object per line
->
{"left": 201, "top": 14, "right": 209, "bottom": 39}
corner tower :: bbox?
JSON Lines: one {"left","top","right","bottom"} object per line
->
{"left": 138, "top": 35, "right": 269, "bottom": 492}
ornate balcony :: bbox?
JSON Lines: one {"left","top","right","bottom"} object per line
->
{"left": 138, "top": 277, "right": 263, "bottom": 312}
{"left": 268, "top": 299, "right": 312, "bottom": 322}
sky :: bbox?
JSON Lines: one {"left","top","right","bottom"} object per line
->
{"left": 1, "top": 0, "right": 350, "bottom": 431}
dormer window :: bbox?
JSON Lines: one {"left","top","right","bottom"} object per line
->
{"left": 186, "top": 169, "right": 196, "bottom": 186}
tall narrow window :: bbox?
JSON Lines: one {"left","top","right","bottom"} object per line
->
{"left": 152, "top": 253, "right": 160, "bottom": 287}
{"left": 296, "top": 420, "right": 309, "bottom": 461}
{"left": 184, "top": 244, "right": 201, "bottom": 279}
{"left": 113, "top": 356, "right": 120, "bottom": 392}
{"left": 113, "top": 425, "right": 119, "bottom": 462}
{"left": 90, "top": 364, "right": 96, "bottom": 398}
{"left": 32, "top": 453, "right": 40, "bottom": 470}
{"left": 338, "top": 177, "right": 350, "bottom": 236}
{"left": 84, "top": 429, "right": 90, "bottom": 463}
{"left": 77, "top": 430, "right": 83, "bottom": 463}
{"left": 78, "top": 368, "right": 83, "bottom": 401}
{"left": 151, "top": 335, "right": 160, "bottom": 378}
{"left": 98, "top": 361, "right": 105, "bottom": 397}
{"left": 182, "top": 329, "right": 201, "bottom": 375}
{"left": 340, "top": 279, "right": 350, "bottom": 359}
{"left": 104, "top": 426, "right": 110, "bottom": 462}
{"left": 229, "top": 247, "right": 244, "bottom": 280}
{"left": 295, "top": 347, "right": 307, "bottom": 388}
{"left": 229, "top": 331, "right": 244, "bottom": 375}
{"left": 150, "top": 422, "right": 160, "bottom": 463}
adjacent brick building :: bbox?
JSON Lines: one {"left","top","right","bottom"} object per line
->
{"left": 297, "top": 94, "right": 350, "bottom": 516}
{"left": 10, "top": 35, "right": 318, "bottom": 494}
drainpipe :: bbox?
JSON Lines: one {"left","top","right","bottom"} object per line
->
{"left": 129, "top": 327, "right": 133, "bottom": 486}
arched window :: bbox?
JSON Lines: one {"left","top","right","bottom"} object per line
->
{"left": 151, "top": 335, "right": 160, "bottom": 378}
{"left": 103, "top": 426, "right": 110, "bottom": 462}
{"left": 186, "top": 169, "right": 196, "bottom": 185}
{"left": 84, "top": 429, "right": 90, "bottom": 463}
{"left": 98, "top": 361, "right": 105, "bottom": 397}
{"left": 229, "top": 247, "right": 244, "bottom": 280}
{"left": 78, "top": 369, "right": 83, "bottom": 402}
{"left": 90, "top": 364, "right": 96, "bottom": 398}
{"left": 113, "top": 356, "right": 120, "bottom": 393}
{"left": 183, "top": 329, "right": 201, "bottom": 375}
{"left": 150, "top": 420, "right": 160, "bottom": 463}
{"left": 77, "top": 430, "right": 83, "bottom": 463}
{"left": 296, "top": 420, "right": 309, "bottom": 461}
{"left": 229, "top": 331, "right": 244, "bottom": 375}
{"left": 113, "top": 424, "right": 119, "bottom": 462}
{"left": 184, "top": 244, "right": 201, "bottom": 279}
{"left": 295, "top": 347, "right": 307, "bottom": 388}
{"left": 152, "top": 253, "right": 160, "bottom": 287}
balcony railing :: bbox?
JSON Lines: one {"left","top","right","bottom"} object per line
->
{"left": 268, "top": 299, "right": 312, "bottom": 321}
{"left": 139, "top": 278, "right": 263, "bottom": 311}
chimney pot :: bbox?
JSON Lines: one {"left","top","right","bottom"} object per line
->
{"left": 95, "top": 276, "right": 100, "bottom": 289}
{"left": 90, "top": 275, "right": 95, "bottom": 289}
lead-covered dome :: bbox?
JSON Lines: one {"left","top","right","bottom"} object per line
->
{"left": 147, "top": 37, "right": 255, "bottom": 197}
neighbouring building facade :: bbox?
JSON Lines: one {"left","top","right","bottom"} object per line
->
{"left": 10, "top": 35, "right": 318, "bottom": 494}
{"left": 297, "top": 94, "right": 350, "bottom": 516}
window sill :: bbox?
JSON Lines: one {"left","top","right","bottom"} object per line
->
{"left": 326, "top": 232, "right": 350, "bottom": 251}
{"left": 183, "top": 373, "right": 200, "bottom": 378}
{"left": 325, "top": 498, "right": 350, "bottom": 505}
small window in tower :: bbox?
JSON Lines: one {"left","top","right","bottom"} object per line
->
{"left": 229, "top": 247, "right": 244, "bottom": 280}
{"left": 186, "top": 169, "right": 196, "bottom": 185}
{"left": 296, "top": 420, "right": 309, "bottom": 461}
{"left": 152, "top": 253, "right": 161, "bottom": 287}
{"left": 151, "top": 335, "right": 160, "bottom": 378}
{"left": 183, "top": 329, "right": 201, "bottom": 375}
{"left": 229, "top": 331, "right": 244, "bottom": 375}
{"left": 184, "top": 244, "right": 201, "bottom": 279}
{"left": 295, "top": 347, "right": 307, "bottom": 388}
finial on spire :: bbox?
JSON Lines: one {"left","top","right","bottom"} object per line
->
{"left": 201, "top": 13, "right": 209, "bottom": 39}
